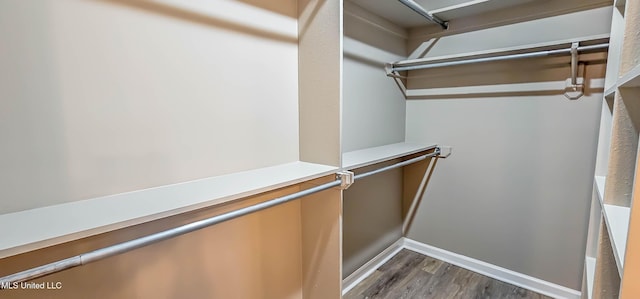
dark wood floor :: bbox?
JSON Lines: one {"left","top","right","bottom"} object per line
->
{"left": 344, "top": 249, "right": 553, "bottom": 299}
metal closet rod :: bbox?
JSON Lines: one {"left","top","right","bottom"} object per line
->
{"left": 0, "top": 149, "right": 441, "bottom": 286}
{"left": 0, "top": 180, "right": 337, "bottom": 286}
{"left": 390, "top": 43, "right": 609, "bottom": 72}
{"left": 355, "top": 148, "right": 440, "bottom": 181}
{"left": 398, "top": 0, "right": 448, "bottom": 29}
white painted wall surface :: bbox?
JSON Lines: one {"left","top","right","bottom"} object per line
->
{"left": 342, "top": 2, "right": 407, "bottom": 152}
{"left": 342, "top": 46, "right": 406, "bottom": 152}
{"left": 406, "top": 95, "right": 602, "bottom": 290}
{"left": 404, "top": 8, "right": 609, "bottom": 290}
{"left": 0, "top": 0, "right": 299, "bottom": 213}
{"left": 342, "top": 164, "right": 403, "bottom": 278}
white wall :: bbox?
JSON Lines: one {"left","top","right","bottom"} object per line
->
{"left": 404, "top": 8, "right": 610, "bottom": 290}
{"left": 342, "top": 2, "right": 407, "bottom": 152}
{"left": 0, "top": 0, "right": 299, "bottom": 213}
{"left": 342, "top": 45, "right": 406, "bottom": 152}
{"left": 342, "top": 164, "right": 403, "bottom": 277}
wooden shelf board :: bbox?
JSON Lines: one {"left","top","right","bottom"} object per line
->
{"left": 585, "top": 256, "right": 596, "bottom": 299}
{"left": 603, "top": 204, "right": 631, "bottom": 275}
{"left": 595, "top": 176, "right": 606, "bottom": 206}
{"left": 0, "top": 161, "right": 338, "bottom": 259}
{"left": 342, "top": 142, "right": 438, "bottom": 170}
{"left": 618, "top": 64, "right": 640, "bottom": 88}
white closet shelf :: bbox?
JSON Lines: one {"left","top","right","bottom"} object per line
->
{"left": 392, "top": 34, "right": 609, "bottom": 67}
{"left": 603, "top": 203, "right": 631, "bottom": 275}
{"left": 604, "top": 85, "right": 617, "bottom": 98}
{"left": 585, "top": 256, "right": 596, "bottom": 299}
{"left": 342, "top": 142, "right": 438, "bottom": 170}
{"left": 618, "top": 64, "right": 640, "bottom": 88}
{"left": 389, "top": 34, "right": 610, "bottom": 99}
{"left": 0, "top": 161, "right": 338, "bottom": 259}
{"left": 595, "top": 176, "right": 606, "bottom": 206}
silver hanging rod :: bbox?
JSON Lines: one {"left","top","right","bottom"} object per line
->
{"left": 398, "top": 0, "right": 448, "bottom": 29}
{"left": 0, "top": 179, "right": 342, "bottom": 286}
{"left": 388, "top": 43, "right": 609, "bottom": 73}
{"left": 0, "top": 148, "right": 443, "bottom": 286}
{"left": 354, "top": 148, "right": 440, "bottom": 181}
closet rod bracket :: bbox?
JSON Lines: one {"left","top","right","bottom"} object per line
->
{"left": 564, "top": 42, "right": 584, "bottom": 100}
{"left": 435, "top": 146, "right": 450, "bottom": 158}
{"left": 384, "top": 64, "right": 394, "bottom": 77}
{"left": 570, "top": 42, "right": 579, "bottom": 86}
{"left": 336, "top": 171, "right": 355, "bottom": 190}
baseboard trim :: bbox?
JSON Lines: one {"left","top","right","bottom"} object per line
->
{"left": 403, "top": 238, "right": 582, "bottom": 299}
{"left": 342, "top": 238, "right": 405, "bottom": 295}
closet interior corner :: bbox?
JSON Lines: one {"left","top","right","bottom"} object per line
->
{"left": 1, "top": 0, "right": 640, "bottom": 298}
{"left": 341, "top": 0, "right": 638, "bottom": 298}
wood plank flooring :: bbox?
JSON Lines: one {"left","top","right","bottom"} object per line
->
{"left": 344, "top": 249, "right": 553, "bottom": 299}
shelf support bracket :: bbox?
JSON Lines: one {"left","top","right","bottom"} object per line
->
{"left": 570, "top": 42, "right": 579, "bottom": 86}
{"left": 564, "top": 42, "right": 584, "bottom": 100}
{"left": 336, "top": 171, "right": 355, "bottom": 190}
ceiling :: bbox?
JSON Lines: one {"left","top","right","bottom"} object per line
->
{"left": 347, "top": 0, "right": 542, "bottom": 28}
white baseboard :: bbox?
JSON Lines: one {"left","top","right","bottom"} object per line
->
{"left": 342, "top": 238, "right": 405, "bottom": 295}
{"left": 403, "top": 238, "right": 582, "bottom": 299}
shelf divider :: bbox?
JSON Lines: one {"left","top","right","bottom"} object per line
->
{"left": 595, "top": 176, "right": 606, "bottom": 206}
{"left": 618, "top": 64, "right": 640, "bottom": 88}
{"left": 586, "top": 256, "right": 596, "bottom": 299}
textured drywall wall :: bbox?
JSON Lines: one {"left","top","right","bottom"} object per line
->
{"left": 298, "top": 0, "right": 342, "bottom": 167}
{"left": 342, "top": 163, "right": 403, "bottom": 277}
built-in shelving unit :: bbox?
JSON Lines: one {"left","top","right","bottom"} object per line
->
{"left": 618, "top": 64, "right": 640, "bottom": 87}
{"left": 583, "top": 0, "right": 640, "bottom": 297}
{"left": 592, "top": 175, "right": 631, "bottom": 275}
{"left": 0, "top": 0, "right": 634, "bottom": 298}
{"left": 0, "top": 162, "right": 338, "bottom": 259}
